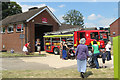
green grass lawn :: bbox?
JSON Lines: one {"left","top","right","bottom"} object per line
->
{"left": 2, "top": 68, "right": 114, "bottom": 78}
{"left": 0, "top": 52, "right": 46, "bottom": 57}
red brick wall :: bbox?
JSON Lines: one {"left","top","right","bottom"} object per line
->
{"left": 1, "top": 9, "right": 60, "bottom": 53}
{"left": 110, "top": 18, "right": 120, "bottom": 37}
{"left": 27, "top": 10, "right": 60, "bottom": 52}
{"left": 1, "top": 24, "right": 25, "bottom": 52}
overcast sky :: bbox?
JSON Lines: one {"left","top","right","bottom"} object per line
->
{"left": 11, "top": 0, "right": 119, "bottom": 28}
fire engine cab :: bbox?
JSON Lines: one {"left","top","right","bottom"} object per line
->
{"left": 43, "top": 28, "right": 109, "bottom": 55}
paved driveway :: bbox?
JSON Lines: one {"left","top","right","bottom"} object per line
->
{"left": 1, "top": 52, "right": 114, "bottom": 70}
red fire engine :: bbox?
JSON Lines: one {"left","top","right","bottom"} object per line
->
{"left": 43, "top": 28, "right": 109, "bottom": 55}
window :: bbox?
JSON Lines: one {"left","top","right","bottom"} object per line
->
{"left": 90, "top": 32, "right": 98, "bottom": 39}
{"left": 80, "top": 32, "right": 85, "bottom": 39}
{"left": 1, "top": 27, "right": 5, "bottom": 33}
{"left": 16, "top": 24, "right": 23, "bottom": 32}
{"left": 7, "top": 25, "right": 13, "bottom": 33}
{"left": 100, "top": 32, "right": 108, "bottom": 40}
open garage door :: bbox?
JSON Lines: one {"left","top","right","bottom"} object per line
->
{"left": 35, "top": 24, "right": 53, "bottom": 51}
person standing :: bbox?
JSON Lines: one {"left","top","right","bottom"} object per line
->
{"left": 62, "top": 42, "right": 68, "bottom": 60}
{"left": 60, "top": 41, "right": 63, "bottom": 59}
{"left": 36, "top": 39, "right": 41, "bottom": 55}
{"left": 23, "top": 41, "right": 30, "bottom": 55}
{"left": 92, "top": 41, "right": 100, "bottom": 69}
{"left": 101, "top": 50, "right": 106, "bottom": 68}
{"left": 75, "top": 38, "right": 89, "bottom": 78}
{"left": 105, "top": 40, "right": 112, "bottom": 61}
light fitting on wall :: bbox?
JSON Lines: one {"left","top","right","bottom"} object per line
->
{"left": 113, "top": 32, "right": 115, "bottom": 35}
{"left": 32, "top": 20, "right": 34, "bottom": 22}
{"left": 3, "top": 45, "right": 5, "bottom": 49}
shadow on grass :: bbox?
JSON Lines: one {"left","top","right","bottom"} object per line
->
{"left": 85, "top": 71, "right": 93, "bottom": 78}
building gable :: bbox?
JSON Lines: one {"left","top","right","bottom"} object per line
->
{"left": 2, "top": 6, "right": 61, "bottom": 26}
{"left": 26, "top": 7, "right": 61, "bottom": 26}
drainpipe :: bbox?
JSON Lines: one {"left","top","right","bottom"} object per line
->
{"left": 21, "top": 28, "right": 23, "bottom": 51}
{"left": 21, "top": 22, "right": 27, "bottom": 51}
{"left": 24, "top": 23, "right": 27, "bottom": 43}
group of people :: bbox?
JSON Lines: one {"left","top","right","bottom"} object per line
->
{"left": 75, "top": 38, "right": 112, "bottom": 78}
{"left": 91, "top": 40, "right": 112, "bottom": 69}
{"left": 22, "top": 38, "right": 112, "bottom": 78}
{"left": 22, "top": 38, "right": 41, "bottom": 55}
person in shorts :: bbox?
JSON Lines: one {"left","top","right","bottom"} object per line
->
{"left": 23, "top": 41, "right": 30, "bottom": 55}
{"left": 36, "top": 39, "right": 41, "bottom": 55}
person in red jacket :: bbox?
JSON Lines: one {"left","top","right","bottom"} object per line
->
{"left": 23, "top": 41, "right": 30, "bottom": 55}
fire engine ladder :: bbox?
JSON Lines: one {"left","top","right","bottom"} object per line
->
{"left": 44, "top": 27, "right": 97, "bottom": 35}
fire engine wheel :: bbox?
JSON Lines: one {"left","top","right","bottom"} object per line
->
{"left": 53, "top": 47, "right": 59, "bottom": 55}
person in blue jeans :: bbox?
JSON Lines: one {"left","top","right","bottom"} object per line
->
{"left": 105, "top": 41, "right": 112, "bottom": 61}
{"left": 62, "top": 42, "right": 68, "bottom": 60}
{"left": 92, "top": 41, "right": 100, "bottom": 69}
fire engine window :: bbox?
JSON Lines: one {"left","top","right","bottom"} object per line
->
{"left": 16, "top": 24, "right": 23, "bottom": 32}
{"left": 100, "top": 32, "right": 108, "bottom": 40}
{"left": 80, "top": 32, "right": 85, "bottom": 39}
{"left": 90, "top": 32, "right": 98, "bottom": 39}
{"left": 52, "top": 38, "right": 60, "bottom": 46}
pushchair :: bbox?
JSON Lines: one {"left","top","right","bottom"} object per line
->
{"left": 68, "top": 47, "right": 75, "bottom": 59}
{"left": 88, "top": 51, "right": 96, "bottom": 68}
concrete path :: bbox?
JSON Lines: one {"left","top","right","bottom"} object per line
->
{"left": 20, "top": 55, "right": 77, "bottom": 69}
{"left": 2, "top": 57, "right": 54, "bottom": 70}
{"left": 20, "top": 54, "right": 114, "bottom": 69}
{"left": 2, "top": 52, "right": 114, "bottom": 70}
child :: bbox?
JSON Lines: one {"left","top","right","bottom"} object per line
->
{"left": 23, "top": 41, "right": 30, "bottom": 55}
{"left": 36, "top": 39, "right": 41, "bottom": 55}
{"left": 101, "top": 50, "right": 106, "bottom": 68}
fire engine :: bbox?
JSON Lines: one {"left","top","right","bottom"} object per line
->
{"left": 43, "top": 27, "right": 109, "bottom": 55}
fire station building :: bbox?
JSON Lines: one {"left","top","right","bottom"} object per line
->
{"left": 0, "top": 6, "right": 61, "bottom": 52}
{"left": 110, "top": 17, "right": 120, "bottom": 37}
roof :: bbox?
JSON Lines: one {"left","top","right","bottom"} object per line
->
{"left": 110, "top": 17, "right": 120, "bottom": 26}
{"left": 59, "top": 24, "right": 83, "bottom": 30}
{"left": 2, "top": 6, "right": 61, "bottom": 26}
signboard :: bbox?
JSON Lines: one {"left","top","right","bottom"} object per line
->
{"left": 42, "top": 18, "right": 47, "bottom": 23}
{"left": 16, "top": 24, "right": 23, "bottom": 31}
{"left": 17, "top": 24, "right": 23, "bottom": 29}
{"left": 19, "top": 34, "right": 24, "bottom": 39}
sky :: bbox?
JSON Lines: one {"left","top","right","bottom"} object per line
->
{"left": 11, "top": 0, "right": 119, "bottom": 28}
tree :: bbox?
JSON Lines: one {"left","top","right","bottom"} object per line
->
{"left": 63, "top": 9, "right": 84, "bottom": 27}
{"left": 2, "top": 2, "right": 22, "bottom": 19}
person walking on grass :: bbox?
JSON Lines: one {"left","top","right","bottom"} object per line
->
{"left": 75, "top": 38, "right": 89, "bottom": 78}
{"left": 23, "top": 41, "right": 30, "bottom": 55}
{"left": 36, "top": 39, "right": 41, "bottom": 55}
{"left": 92, "top": 41, "right": 100, "bottom": 69}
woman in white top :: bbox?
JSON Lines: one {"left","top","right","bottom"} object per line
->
{"left": 105, "top": 40, "right": 112, "bottom": 61}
